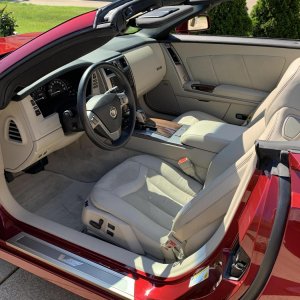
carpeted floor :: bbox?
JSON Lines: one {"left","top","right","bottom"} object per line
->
{"left": 8, "top": 136, "right": 138, "bottom": 230}
{"left": 4, "top": 135, "right": 139, "bottom": 299}
{"left": 8, "top": 171, "right": 94, "bottom": 231}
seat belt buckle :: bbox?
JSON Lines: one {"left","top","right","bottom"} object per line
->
{"left": 178, "top": 157, "right": 201, "bottom": 183}
{"left": 162, "top": 232, "right": 185, "bottom": 260}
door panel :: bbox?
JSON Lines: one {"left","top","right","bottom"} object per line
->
{"left": 186, "top": 54, "right": 285, "bottom": 92}
{"left": 145, "top": 36, "right": 300, "bottom": 125}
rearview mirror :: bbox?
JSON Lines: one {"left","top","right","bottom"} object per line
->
{"left": 188, "top": 15, "right": 209, "bottom": 32}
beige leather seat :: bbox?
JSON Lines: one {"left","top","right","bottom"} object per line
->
{"left": 83, "top": 58, "right": 300, "bottom": 262}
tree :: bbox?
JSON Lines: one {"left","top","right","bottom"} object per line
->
{"left": 207, "top": 0, "right": 252, "bottom": 36}
{"left": 0, "top": 6, "right": 17, "bottom": 37}
{"left": 251, "top": 0, "right": 300, "bottom": 39}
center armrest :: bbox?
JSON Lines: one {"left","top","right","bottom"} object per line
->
{"left": 181, "top": 120, "right": 246, "bottom": 153}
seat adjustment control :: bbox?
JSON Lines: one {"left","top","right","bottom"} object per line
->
{"left": 107, "top": 230, "right": 114, "bottom": 237}
{"left": 89, "top": 219, "right": 104, "bottom": 230}
{"left": 108, "top": 223, "right": 115, "bottom": 230}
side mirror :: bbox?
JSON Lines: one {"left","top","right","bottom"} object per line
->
{"left": 188, "top": 15, "right": 210, "bottom": 32}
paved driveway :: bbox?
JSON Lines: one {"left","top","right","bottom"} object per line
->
{"left": 0, "top": 259, "right": 83, "bottom": 299}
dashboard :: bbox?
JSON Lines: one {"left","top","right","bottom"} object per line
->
{"left": 30, "top": 56, "right": 135, "bottom": 121}
{"left": 0, "top": 41, "right": 167, "bottom": 172}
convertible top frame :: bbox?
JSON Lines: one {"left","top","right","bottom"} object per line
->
{"left": 0, "top": 0, "right": 227, "bottom": 108}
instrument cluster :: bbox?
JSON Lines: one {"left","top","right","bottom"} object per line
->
{"left": 31, "top": 78, "right": 74, "bottom": 103}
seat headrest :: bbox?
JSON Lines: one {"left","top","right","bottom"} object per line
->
{"left": 265, "top": 58, "right": 300, "bottom": 124}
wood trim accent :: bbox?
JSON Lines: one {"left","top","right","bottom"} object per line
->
{"left": 150, "top": 118, "right": 182, "bottom": 138}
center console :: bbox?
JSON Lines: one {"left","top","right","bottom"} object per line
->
{"left": 135, "top": 118, "right": 189, "bottom": 145}
{"left": 128, "top": 111, "right": 246, "bottom": 182}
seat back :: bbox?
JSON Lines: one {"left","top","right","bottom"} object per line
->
{"left": 170, "top": 58, "right": 300, "bottom": 258}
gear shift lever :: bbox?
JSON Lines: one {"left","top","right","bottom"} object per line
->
{"left": 136, "top": 109, "right": 156, "bottom": 129}
{"left": 136, "top": 109, "right": 147, "bottom": 124}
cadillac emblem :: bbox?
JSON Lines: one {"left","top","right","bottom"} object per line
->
{"left": 110, "top": 106, "right": 118, "bottom": 119}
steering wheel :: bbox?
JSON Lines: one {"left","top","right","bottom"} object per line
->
{"left": 77, "top": 62, "right": 136, "bottom": 151}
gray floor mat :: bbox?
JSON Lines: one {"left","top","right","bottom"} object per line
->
{"left": 8, "top": 171, "right": 94, "bottom": 231}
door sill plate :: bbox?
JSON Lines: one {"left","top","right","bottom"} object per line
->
{"left": 8, "top": 233, "right": 135, "bottom": 299}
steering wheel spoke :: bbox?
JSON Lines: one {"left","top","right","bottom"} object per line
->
{"left": 87, "top": 111, "right": 102, "bottom": 129}
{"left": 87, "top": 111, "right": 121, "bottom": 141}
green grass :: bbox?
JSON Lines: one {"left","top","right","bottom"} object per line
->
{"left": 3, "top": 3, "right": 94, "bottom": 34}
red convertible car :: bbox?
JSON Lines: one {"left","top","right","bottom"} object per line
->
{"left": 0, "top": 0, "right": 299, "bottom": 299}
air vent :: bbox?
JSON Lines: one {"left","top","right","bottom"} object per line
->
{"left": 8, "top": 120, "right": 23, "bottom": 143}
{"left": 119, "top": 57, "right": 128, "bottom": 69}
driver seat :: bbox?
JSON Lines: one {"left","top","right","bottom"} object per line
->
{"left": 83, "top": 58, "right": 300, "bottom": 262}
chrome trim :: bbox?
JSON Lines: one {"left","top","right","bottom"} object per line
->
{"left": 8, "top": 233, "right": 135, "bottom": 299}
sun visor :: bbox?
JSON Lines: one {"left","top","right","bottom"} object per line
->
{"left": 136, "top": 6, "right": 193, "bottom": 28}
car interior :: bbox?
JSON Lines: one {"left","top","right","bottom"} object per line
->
{"left": 1, "top": 3, "right": 300, "bottom": 279}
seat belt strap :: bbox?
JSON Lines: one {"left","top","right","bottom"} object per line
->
{"left": 178, "top": 157, "right": 203, "bottom": 184}
{"left": 243, "top": 112, "right": 254, "bottom": 126}
{"left": 162, "top": 232, "right": 186, "bottom": 260}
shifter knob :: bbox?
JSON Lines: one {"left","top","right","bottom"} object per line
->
{"left": 136, "top": 109, "right": 147, "bottom": 124}
{"left": 63, "top": 110, "right": 74, "bottom": 118}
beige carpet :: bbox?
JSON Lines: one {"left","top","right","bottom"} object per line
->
{"left": 8, "top": 171, "right": 94, "bottom": 231}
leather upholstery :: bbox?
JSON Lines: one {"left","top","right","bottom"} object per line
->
{"left": 180, "top": 120, "right": 246, "bottom": 153}
{"left": 83, "top": 58, "right": 300, "bottom": 262}
{"left": 173, "top": 110, "right": 224, "bottom": 126}
{"left": 86, "top": 155, "right": 202, "bottom": 260}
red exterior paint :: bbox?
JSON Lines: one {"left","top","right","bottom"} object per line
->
{"left": 259, "top": 152, "right": 300, "bottom": 299}
{"left": 175, "top": 22, "right": 188, "bottom": 34}
{"left": 0, "top": 33, "right": 41, "bottom": 56}
{"left": 228, "top": 174, "right": 280, "bottom": 300}
{"left": 0, "top": 10, "right": 96, "bottom": 73}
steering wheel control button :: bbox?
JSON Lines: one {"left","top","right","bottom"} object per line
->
{"left": 109, "top": 106, "right": 118, "bottom": 119}
{"left": 89, "top": 113, "right": 101, "bottom": 129}
{"left": 108, "top": 223, "right": 115, "bottom": 230}
{"left": 107, "top": 230, "right": 114, "bottom": 237}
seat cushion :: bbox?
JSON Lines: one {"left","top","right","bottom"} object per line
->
{"left": 174, "top": 111, "right": 224, "bottom": 126}
{"left": 88, "top": 155, "right": 202, "bottom": 259}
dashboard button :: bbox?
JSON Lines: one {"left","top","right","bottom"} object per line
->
{"left": 35, "top": 109, "right": 41, "bottom": 116}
